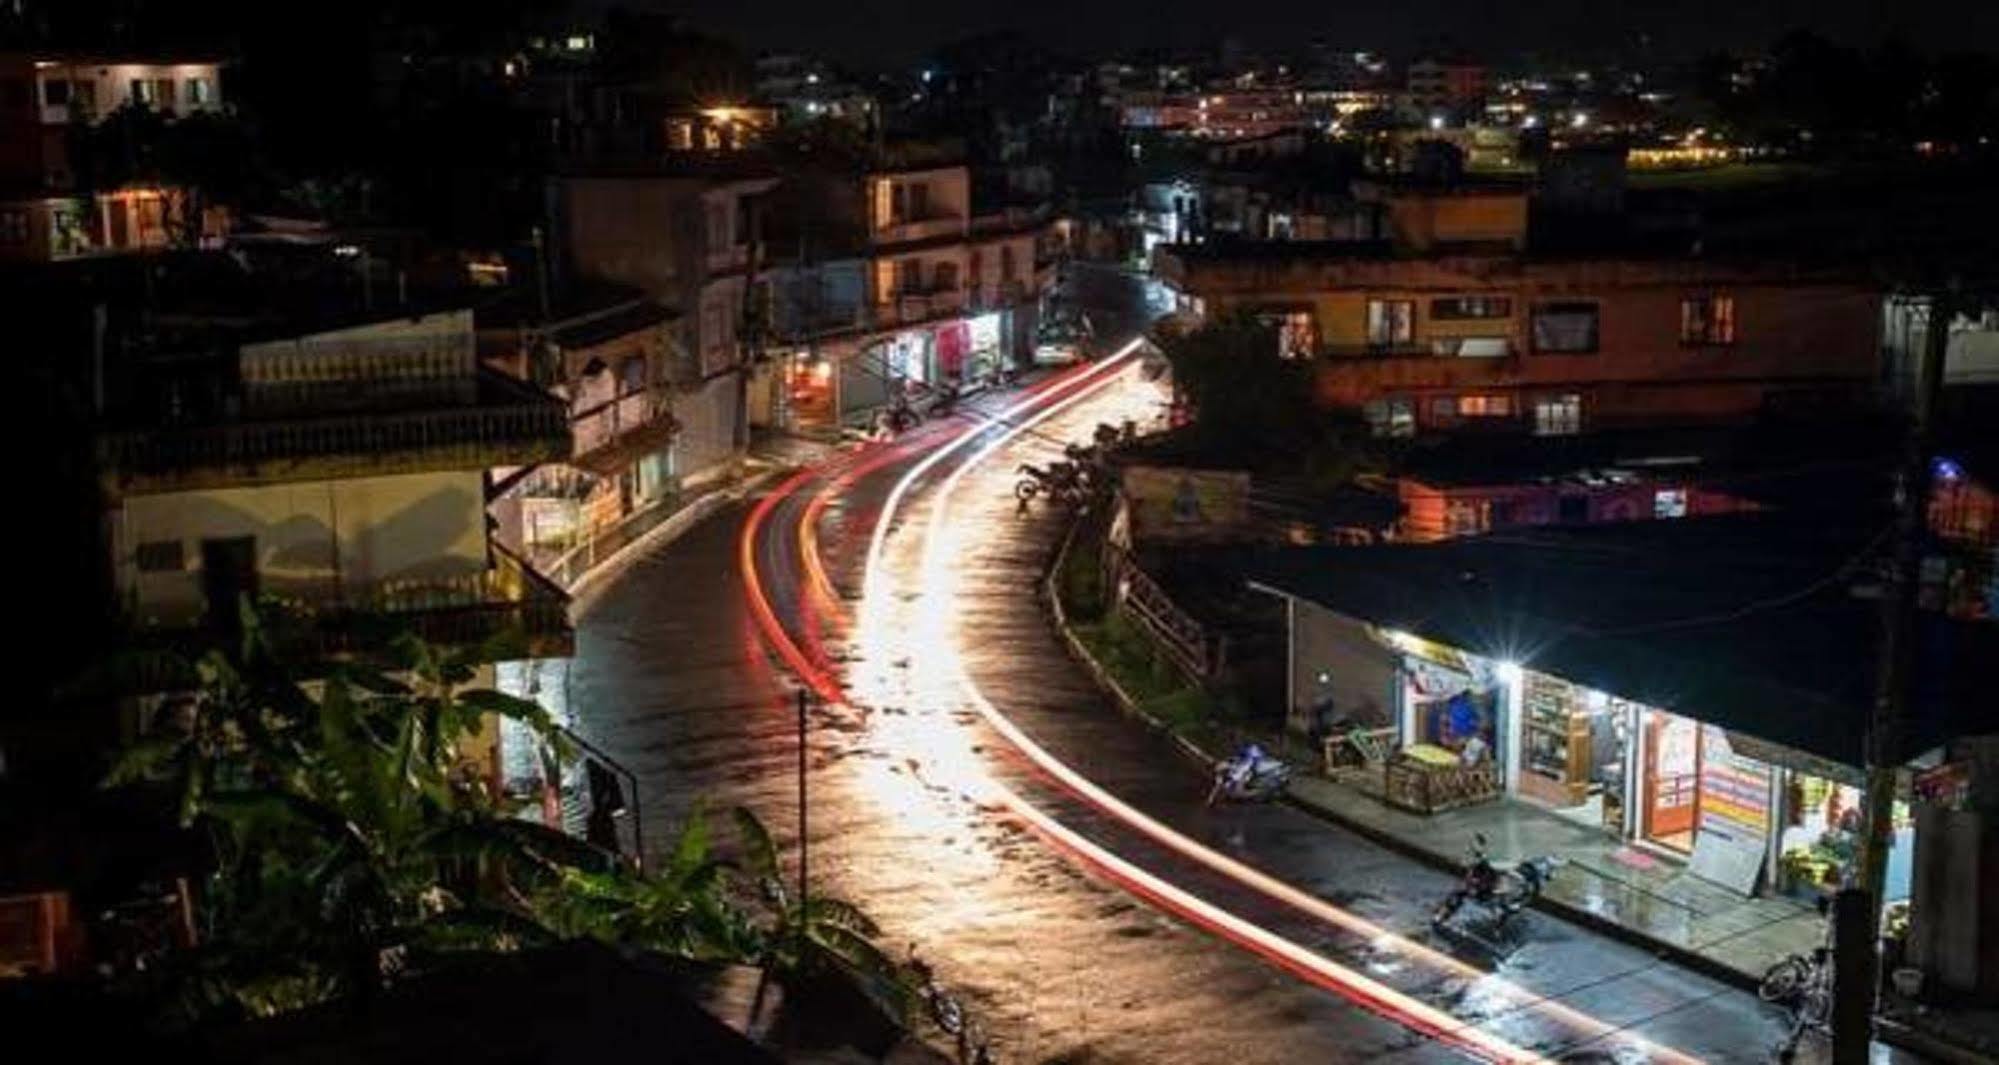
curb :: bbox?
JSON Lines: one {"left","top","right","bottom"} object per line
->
{"left": 567, "top": 466, "right": 784, "bottom": 617}
{"left": 1039, "top": 513, "right": 1769, "bottom": 996}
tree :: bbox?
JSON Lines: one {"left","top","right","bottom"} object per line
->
{"left": 102, "top": 608, "right": 916, "bottom": 1036}
{"left": 1152, "top": 314, "right": 1381, "bottom": 487}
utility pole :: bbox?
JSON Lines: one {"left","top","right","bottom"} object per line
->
{"left": 1845, "top": 280, "right": 1956, "bottom": 1059}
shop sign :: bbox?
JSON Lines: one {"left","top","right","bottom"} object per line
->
{"left": 1913, "top": 761, "right": 1970, "bottom": 810}
{"left": 1689, "top": 728, "right": 1774, "bottom": 896}
{"left": 1725, "top": 732, "right": 1862, "bottom": 788}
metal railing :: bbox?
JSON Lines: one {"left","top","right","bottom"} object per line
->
{"left": 103, "top": 401, "right": 569, "bottom": 484}
{"left": 1101, "top": 542, "right": 1227, "bottom": 681}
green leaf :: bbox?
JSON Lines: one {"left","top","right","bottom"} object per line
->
{"left": 731, "top": 806, "right": 779, "bottom": 882}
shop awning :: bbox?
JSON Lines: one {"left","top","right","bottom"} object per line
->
{"left": 1242, "top": 514, "right": 1999, "bottom": 770}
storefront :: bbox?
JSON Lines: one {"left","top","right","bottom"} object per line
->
{"left": 1383, "top": 630, "right": 1507, "bottom": 779}
{"left": 1775, "top": 769, "right": 1913, "bottom": 901}
{"left": 1516, "top": 671, "right": 1632, "bottom": 834}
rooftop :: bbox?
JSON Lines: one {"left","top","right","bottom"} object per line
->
{"left": 1242, "top": 513, "right": 1998, "bottom": 768}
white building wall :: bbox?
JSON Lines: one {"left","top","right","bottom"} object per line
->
{"left": 670, "top": 374, "right": 742, "bottom": 488}
{"left": 115, "top": 469, "right": 490, "bottom": 626}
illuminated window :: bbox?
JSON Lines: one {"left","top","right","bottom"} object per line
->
{"left": 1366, "top": 299, "right": 1415, "bottom": 347}
{"left": 1364, "top": 397, "right": 1415, "bottom": 438}
{"left": 1654, "top": 489, "right": 1689, "bottom": 518}
{"left": 1458, "top": 394, "right": 1513, "bottom": 416}
{"left": 1431, "top": 296, "right": 1512, "bottom": 320}
{"left": 1679, "top": 294, "right": 1737, "bottom": 345}
{"left": 1533, "top": 394, "right": 1582, "bottom": 436}
{"left": 184, "top": 77, "right": 213, "bottom": 106}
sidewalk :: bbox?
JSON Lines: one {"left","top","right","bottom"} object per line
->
{"left": 1284, "top": 771, "right": 1823, "bottom": 987}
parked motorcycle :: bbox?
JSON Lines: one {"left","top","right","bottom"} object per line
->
{"left": 1430, "top": 832, "right": 1556, "bottom": 927}
{"left": 1206, "top": 744, "right": 1293, "bottom": 805}
{"left": 1015, "top": 460, "right": 1086, "bottom": 510}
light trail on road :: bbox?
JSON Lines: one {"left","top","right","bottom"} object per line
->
{"left": 743, "top": 344, "right": 1560, "bottom": 1063}
{"left": 892, "top": 361, "right": 1706, "bottom": 1065}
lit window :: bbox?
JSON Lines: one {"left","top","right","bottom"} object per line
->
{"left": 1679, "top": 294, "right": 1737, "bottom": 346}
{"left": 1533, "top": 394, "right": 1582, "bottom": 436}
{"left": 1458, "top": 394, "right": 1513, "bottom": 417}
{"left": 185, "top": 77, "right": 212, "bottom": 106}
{"left": 1366, "top": 299, "right": 1415, "bottom": 347}
{"left": 1364, "top": 398, "right": 1416, "bottom": 438}
{"left": 1430, "top": 296, "right": 1512, "bottom": 320}
{"left": 1654, "top": 489, "right": 1689, "bottom": 518}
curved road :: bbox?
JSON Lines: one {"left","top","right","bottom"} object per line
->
{"left": 569, "top": 271, "right": 1848, "bottom": 1063}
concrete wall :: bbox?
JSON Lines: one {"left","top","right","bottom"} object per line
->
{"left": 115, "top": 469, "right": 489, "bottom": 626}
{"left": 1289, "top": 599, "right": 1401, "bottom": 735}
{"left": 670, "top": 372, "right": 741, "bottom": 487}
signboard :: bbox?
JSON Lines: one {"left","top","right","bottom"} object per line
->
{"left": 1121, "top": 465, "right": 1250, "bottom": 543}
{"left": 1689, "top": 727, "right": 1774, "bottom": 896}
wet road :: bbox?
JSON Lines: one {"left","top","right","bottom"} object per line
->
{"left": 568, "top": 269, "right": 1876, "bottom": 1063}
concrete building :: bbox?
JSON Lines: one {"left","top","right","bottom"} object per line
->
{"left": 478, "top": 285, "right": 687, "bottom": 582}
{"left": 1156, "top": 184, "right": 1881, "bottom": 440}
{"left": 555, "top": 162, "right": 780, "bottom": 481}
{"left": 0, "top": 53, "right": 230, "bottom": 261}
{"left": 99, "top": 305, "right": 572, "bottom": 667}
{"left": 748, "top": 150, "right": 1054, "bottom": 435}
{"left": 1406, "top": 56, "right": 1487, "bottom": 120}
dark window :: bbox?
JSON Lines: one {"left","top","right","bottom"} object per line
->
{"left": 1679, "top": 294, "right": 1737, "bottom": 346}
{"left": 618, "top": 356, "right": 647, "bottom": 394}
{"left": 1428, "top": 396, "right": 1458, "bottom": 422}
{"left": 1531, "top": 301, "right": 1599, "bottom": 353}
{"left": 907, "top": 182, "right": 930, "bottom": 219}
{"left": 1557, "top": 495, "right": 1589, "bottom": 523}
{"left": 896, "top": 258, "right": 921, "bottom": 293}
{"left": 1431, "top": 296, "right": 1512, "bottom": 320}
{"left": 934, "top": 261, "right": 959, "bottom": 290}
{"left": 136, "top": 540, "right": 184, "bottom": 572}
{"left": 1000, "top": 244, "right": 1017, "bottom": 282}
{"left": 42, "top": 79, "right": 70, "bottom": 107}
{"left": 0, "top": 210, "right": 27, "bottom": 245}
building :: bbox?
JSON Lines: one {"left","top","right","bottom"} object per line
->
{"left": 1406, "top": 56, "right": 1487, "bottom": 120}
{"left": 748, "top": 150, "right": 1054, "bottom": 435}
{"left": 555, "top": 161, "right": 779, "bottom": 478}
{"left": 99, "top": 301, "right": 572, "bottom": 705}
{"left": 1248, "top": 514, "right": 1996, "bottom": 903}
{"left": 477, "top": 284, "right": 686, "bottom": 582}
{"left": 1155, "top": 186, "right": 1882, "bottom": 440}
{"left": 0, "top": 53, "right": 230, "bottom": 261}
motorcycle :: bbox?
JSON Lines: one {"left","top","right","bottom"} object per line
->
{"left": 1430, "top": 832, "right": 1556, "bottom": 927}
{"left": 1206, "top": 744, "right": 1292, "bottom": 805}
{"left": 1015, "top": 460, "right": 1086, "bottom": 511}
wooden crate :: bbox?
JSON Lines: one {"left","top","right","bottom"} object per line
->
{"left": 1383, "top": 758, "right": 1500, "bottom": 814}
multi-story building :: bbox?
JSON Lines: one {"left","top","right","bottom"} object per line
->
{"left": 100, "top": 304, "right": 573, "bottom": 677}
{"left": 748, "top": 149, "right": 1054, "bottom": 435}
{"left": 1156, "top": 182, "right": 1881, "bottom": 440}
{"left": 478, "top": 284, "right": 687, "bottom": 582}
{"left": 0, "top": 53, "right": 230, "bottom": 261}
{"left": 555, "top": 161, "right": 780, "bottom": 477}
{"left": 1406, "top": 56, "right": 1488, "bottom": 120}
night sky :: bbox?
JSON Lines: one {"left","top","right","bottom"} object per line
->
{"left": 640, "top": 0, "right": 1999, "bottom": 68}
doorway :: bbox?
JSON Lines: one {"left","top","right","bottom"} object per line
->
{"left": 201, "top": 536, "right": 259, "bottom": 631}
{"left": 1643, "top": 710, "right": 1701, "bottom": 853}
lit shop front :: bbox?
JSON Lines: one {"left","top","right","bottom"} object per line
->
{"left": 1319, "top": 620, "right": 1830, "bottom": 896}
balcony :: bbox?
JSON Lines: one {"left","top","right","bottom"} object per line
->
{"left": 101, "top": 376, "right": 571, "bottom": 497}
{"left": 570, "top": 389, "right": 678, "bottom": 477}
{"left": 969, "top": 204, "right": 1050, "bottom": 236}
{"left": 871, "top": 214, "right": 966, "bottom": 248}
{"left": 874, "top": 288, "right": 968, "bottom": 330}
{"left": 120, "top": 549, "right": 572, "bottom": 690}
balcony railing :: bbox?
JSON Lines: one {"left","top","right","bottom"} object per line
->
{"left": 102, "top": 397, "right": 570, "bottom": 496}
{"left": 969, "top": 204, "right": 1051, "bottom": 235}
{"left": 876, "top": 288, "right": 968, "bottom": 328}
{"left": 119, "top": 550, "right": 572, "bottom": 690}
